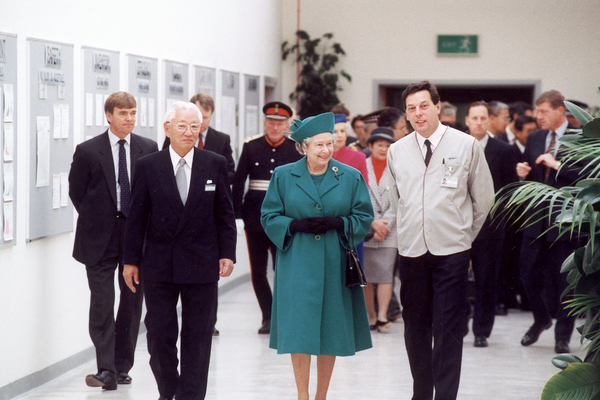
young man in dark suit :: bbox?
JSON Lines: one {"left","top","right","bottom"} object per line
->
{"left": 123, "top": 101, "right": 237, "bottom": 400}
{"left": 69, "top": 91, "right": 158, "bottom": 390}
{"left": 464, "top": 101, "right": 518, "bottom": 348}
{"left": 516, "top": 90, "right": 581, "bottom": 354}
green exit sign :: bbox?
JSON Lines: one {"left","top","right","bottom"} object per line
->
{"left": 437, "top": 35, "right": 478, "bottom": 55}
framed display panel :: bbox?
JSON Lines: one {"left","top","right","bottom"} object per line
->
{"left": 0, "top": 32, "right": 17, "bottom": 247}
{"left": 127, "top": 54, "right": 158, "bottom": 141}
{"left": 82, "top": 46, "right": 120, "bottom": 141}
{"left": 244, "top": 74, "right": 260, "bottom": 139}
{"left": 27, "top": 38, "right": 74, "bottom": 241}
{"left": 220, "top": 70, "right": 239, "bottom": 158}
{"left": 163, "top": 60, "right": 188, "bottom": 111}
{"left": 194, "top": 65, "right": 216, "bottom": 129}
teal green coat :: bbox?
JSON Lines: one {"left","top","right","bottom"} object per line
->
{"left": 260, "top": 157, "right": 374, "bottom": 356}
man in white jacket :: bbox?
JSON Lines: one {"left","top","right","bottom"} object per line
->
{"left": 387, "top": 80, "right": 494, "bottom": 400}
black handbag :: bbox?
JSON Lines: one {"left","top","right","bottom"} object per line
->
{"left": 344, "top": 219, "right": 367, "bottom": 288}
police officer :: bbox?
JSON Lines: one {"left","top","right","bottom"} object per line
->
{"left": 232, "top": 101, "right": 301, "bottom": 334}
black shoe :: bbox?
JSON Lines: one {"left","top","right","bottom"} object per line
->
{"left": 521, "top": 321, "right": 552, "bottom": 346}
{"left": 375, "top": 319, "right": 392, "bottom": 332}
{"left": 258, "top": 320, "right": 271, "bottom": 334}
{"left": 212, "top": 327, "right": 220, "bottom": 337}
{"left": 388, "top": 311, "right": 402, "bottom": 322}
{"left": 85, "top": 370, "right": 117, "bottom": 390}
{"left": 117, "top": 372, "right": 131, "bottom": 384}
{"left": 158, "top": 396, "right": 173, "bottom": 400}
{"left": 555, "top": 340, "right": 570, "bottom": 354}
{"left": 495, "top": 303, "right": 508, "bottom": 316}
{"left": 474, "top": 336, "right": 488, "bottom": 347}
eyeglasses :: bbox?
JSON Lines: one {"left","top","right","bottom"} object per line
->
{"left": 169, "top": 123, "right": 201, "bottom": 133}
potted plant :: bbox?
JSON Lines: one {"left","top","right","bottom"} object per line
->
{"left": 493, "top": 97, "right": 600, "bottom": 399}
{"left": 282, "top": 30, "right": 351, "bottom": 119}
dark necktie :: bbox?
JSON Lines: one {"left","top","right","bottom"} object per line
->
{"left": 424, "top": 139, "right": 433, "bottom": 167}
{"left": 118, "top": 139, "right": 131, "bottom": 216}
{"left": 543, "top": 131, "right": 556, "bottom": 184}
{"left": 198, "top": 134, "right": 204, "bottom": 149}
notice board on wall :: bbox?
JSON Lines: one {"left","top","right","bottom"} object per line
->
{"left": 82, "top": 46, "right": 120, "bottom": 141}
{"left": 27, "top": 38, "right": 74, "bottom": 241}
{"left": 127, "top": 54, "right": 158, "bottom": 141}
{"left": 0, "top": 32, "right": 17, "bottom": 247}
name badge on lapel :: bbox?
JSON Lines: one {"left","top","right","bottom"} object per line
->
{"left": 205, "top": 179, "right": 216, "bottom": 192}
{"left": 441, "top": 158, "right": 458, "bottom": 188}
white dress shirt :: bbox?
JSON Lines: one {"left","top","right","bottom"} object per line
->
{"left": 169, "top": 145, "right": 193, "bottom": 193}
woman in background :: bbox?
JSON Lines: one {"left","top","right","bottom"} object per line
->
{"left": 362, "top": 127, "right": 397, "bottom": 331}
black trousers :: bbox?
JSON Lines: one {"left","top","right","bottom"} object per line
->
{"left": 85, "top": 215, "right": 143, "bottom": 374}
{"left": 399, "top": 250, "right": 470, "bottom": 400}
{"left": 470, "top": 238, "right": 502, "bottom": 337}
{"left": 144, "top": 280, "right": 217, "bottom": 400}
{"left": 245, "top": 230, "right": 276, "bottom": 322}
{"left": 519, "top": 236, "right": 576, "bottom": 341}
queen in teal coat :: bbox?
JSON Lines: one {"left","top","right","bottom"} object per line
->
{"left": 260, "top": 112, "right": 373, "bottom": 399}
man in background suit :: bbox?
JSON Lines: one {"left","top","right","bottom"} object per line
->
{"left": 464, "top": 101, "right": 518, "bottom": 348}
{"left": 516, "top": 90, "right": 581, "bottom": 354}
{"left": 123, "top": 101, "right": 236, "bottom": 400}
{"left": 163, "top": 93, "right": 235, "bottom": 183}
{"left": 69, "top": 91, "right": 158, "bottom": 390}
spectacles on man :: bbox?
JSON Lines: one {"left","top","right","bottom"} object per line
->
{"left": 169, "top": 123, "right": 201, "bottom": 133}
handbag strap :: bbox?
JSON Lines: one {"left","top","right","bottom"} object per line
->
{"left": 347, "top": 218, "right": 355, "bottom": 249}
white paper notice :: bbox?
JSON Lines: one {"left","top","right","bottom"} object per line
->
{"left": 3, "top": 201, "right": 13, "bottom": 241}
{"left": 36, "top": 116, "right": 51, "bottom": 187}
{"left": 3, "top": 163, "right": 13, "bottom": 201}
{"left": 53, "top": 104, "right": 61, "bottom": 139}
{"left": 38, "top": 83, "right": 48, "bottom": 100}
{"left": 221, "top": 96, "right": 237, "bottom": 138}
{"left": 95, "top": 93, "right": 104, "bottom": 126}
{"left": 140, "top": 97, "right": 147, "bottom": 127}
{"left": 148, "top": 98, "right": 155, "bottom": 127}
{"left": 60, "top": 172, "right": 69, "bottom": 207}
{"left": 4, "top": 122, "right": 14, "bottom": 161}
{"left": 3, "top": 84, "right": 14, "bottom": 122}
{"left": 57, "top": 85, "right": 66, "bottom": 100}
{"left": 104, "top": 95, "right": 109, "bottom": 126}
{"left": 61, "top": 104, "right": 69, "bottom": 138}
{"left": 245, "top": 105, "right": 259, "bottom": 138}
{"left": 85, "top": 93, "right": 93, "bottom": 126}
{"left": 52, "top": 174, "right": 60, "bottom": 209}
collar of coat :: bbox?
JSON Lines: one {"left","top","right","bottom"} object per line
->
{"left": 290, "top": 157, "right": 346, "bottom": 203}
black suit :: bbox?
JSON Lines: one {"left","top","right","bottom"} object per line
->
{"left": 471, "top": 136, "right": 518, "bottom": 337}
{"left": 497, "top": 143, "right": 527, "bottom": 310}
{"left": 494, "top": 132, "right": 509, "bottom": 143}
{"left": 163, "top": 126, "right": 235, "bottom": 183}
{"left": 519, "top": 127, "right": 581, "bottom": 342}
{"left": 124, "top": 148, "right": 236, "bottom": 400}
{"left": 69, "top": 131, "right": 158, "bottom": 375}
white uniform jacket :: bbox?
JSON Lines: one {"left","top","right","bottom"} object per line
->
{"left": 387, "top": 126, "right": 494, "bottom": 257}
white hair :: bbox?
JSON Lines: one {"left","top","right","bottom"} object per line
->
{"left": 164, "top": 101, "right": 203, "bottom": 124}
{"left": 294, "top": 133, "right": 335, "bottom": 155}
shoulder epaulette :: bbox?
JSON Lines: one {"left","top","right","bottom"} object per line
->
{"left": 245, "top": 134, "right": 265, "bottom": 143}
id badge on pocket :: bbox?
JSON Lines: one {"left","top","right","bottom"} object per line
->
{"left": 441, "top": 160, "right": 458, "bottom": 188}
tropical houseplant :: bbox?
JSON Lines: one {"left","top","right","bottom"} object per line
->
{"left": 281, "top": 30, "right": 351, "bottom": 119}
{"left": 492, "top": 97, "right": 600, "bottom": 400}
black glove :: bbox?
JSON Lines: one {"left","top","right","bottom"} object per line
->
{"left": 289, "top": 217, "right": 324, "bottom": 234}
{"left": 316, "top": 217, "right": 345, "bottom": 232}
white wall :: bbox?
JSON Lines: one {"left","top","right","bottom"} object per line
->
{"left": 0, "top": 0, "right": 281, "bottom": 390}
{"left": 281, "top": 0, "right": 600, "bottom": 117}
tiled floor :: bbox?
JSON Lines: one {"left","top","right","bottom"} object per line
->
{"left": 15, "top": 272, "right": 586, "bottom": 400}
